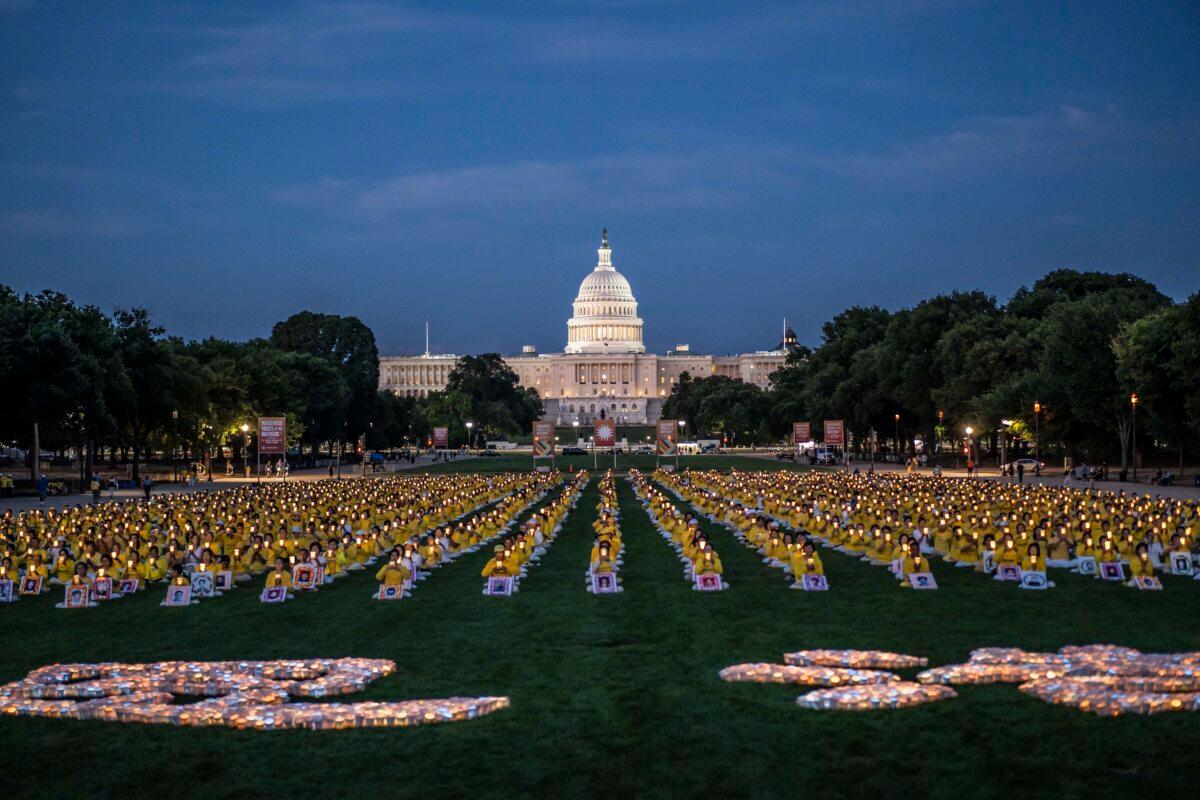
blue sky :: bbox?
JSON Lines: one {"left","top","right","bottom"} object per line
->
{"left": 2, "top": 1, "right": 1197, "bottom": 356}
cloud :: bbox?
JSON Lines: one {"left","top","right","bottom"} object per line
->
{"left": 806, "top": 106, "right": 1123, "bottom": 187}
{"left": 0, "top": 209, "right": 150, "bottom": 238}
{"left": 274, "top": 149, "right": 785, "bottom": 223}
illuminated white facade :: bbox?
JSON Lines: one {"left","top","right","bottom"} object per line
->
{"left": 379, "top": 231, "right": 795, "bottom": 424}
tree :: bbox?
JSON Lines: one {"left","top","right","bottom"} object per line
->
{"left": 270, "top": 312, "right": 379, "bottom": 443}
{"left": 440, "top": 354, "right": 543, "bottom": 438}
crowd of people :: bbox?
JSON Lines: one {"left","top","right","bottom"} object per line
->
{"left": 655, "top": 469, "right": 1199, "bottom": 590}
{"left": 480, "top": 471, "right": 587, "bottom": 593}
{"left": 586, "top": 472, "right": 624, "bottom": 593}
{"left": 0, "top": 471, "right": 559, "bottom": 606}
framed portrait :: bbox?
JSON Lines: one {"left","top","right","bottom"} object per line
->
{"left": 591, "top": 572, "right": 618, "bottom": 594}
{"left": 214, "top": 571, "right": 233, "bottom": 592}
{"left": 889, "top": 558, "right": 903, "bottom": 577}
{"left": 802, "top": 574, "right": 829, "bottom": 592}
{"left": 191, "top": 571, "right": 215, "bottom": 598}
{"left": 486, "top": 576, "right": 514, "bottom": 596}
{"left": 19, "top": 575, "right": 42, "bottom": 596}
{"left": 314, "top": 564, "right": 326, "bottom": 586}
{"left": 292, "top": 564, "right": 317, "bottom": 591}
{"left": 694, "top": 573, "right": 723, "bottom": 592}
{"left": 996, "top": 564, "right": 1021, "bottom": 582}
{"left": 1135, "top": 576, "right": 1163, "bottom": 591}
{"left": 1098, "top": 561, "right": 1125, "bottom": 582}
{"left": 1019, "top": 571, "right": 1048, "bottom": 590}
{"left": 260, "top": 586, "right": 288, "bottom": 603}
{"left": 64, "top": 584, "right": 90, "bottom": 608}
{"left": 1075, "top": 556, "right": 1097, "bottom": 576}
{"left": 163, "top": 584, "right": 192, "bottom": 606}
{"left": 981, "top": 552, "right": 997, "bottom": 574}
{"left": 377, "top": 584, "right": 403, "bottom": 600}
{"left": 1169, "top": 553, "right": 1194, "bottom": 577}
{"left": 92, "top": 576, "right": 113, "bottom": 601}
{"left": 118, "top": 578, "right": 139, "bottom": 595}
{"left": 0, "top": 579, "right": 13, "bottom": 603}
{"left": 909, "top": 572, "right": 938, "bottom": 590}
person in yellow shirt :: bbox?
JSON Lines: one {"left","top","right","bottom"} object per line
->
{"left": 265, "top": 557, "right": 293, "bottom": 589}
{"left": 1127, "top": 543, "right": 1156, "bottom": 584}
{"left": 374, "top": 552, "right": 410, "bottom": 598}
{"left": 692, "top": 544, "right": 727, "bottom": 589}
{"left": 898, "top": 551, "right": 932, "bottom": 589}
{"left": 789, "top": 542, "right": 824, "bottom": 588}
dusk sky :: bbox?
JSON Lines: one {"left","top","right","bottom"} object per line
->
{"left": 2, "top": 1, "right": 1197, "bottom": 357}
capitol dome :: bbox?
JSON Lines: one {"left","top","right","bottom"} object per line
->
{"left": 565, "top": 229, "right": 645, "bottom": 354}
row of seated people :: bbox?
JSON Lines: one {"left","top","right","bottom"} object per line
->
{"left": 480, "top": 472, "right": 588, "bottom": 593}
{"left": 629, "top": 470, "right": 727, "bottom": 590}
{"left": 587, "top": 472, "right": 623, "bottom": 593}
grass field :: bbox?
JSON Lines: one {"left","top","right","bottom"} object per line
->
{"left": 3, "top": 466, "right": 1199, "bottom": 800}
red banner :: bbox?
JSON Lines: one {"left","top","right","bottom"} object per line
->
{"left": 824, "top": 419, "right": 844, "bottom": 447}
{"left": 532, "top": 421, "right": 555, "bottom": 457}
{"left": 656, "top": 420, "right": 679, "bottom": 456}
{"left": 593, "top": 418, "right": 617, "bottom": 448}
{"left": 792, "top": 421, "right": 810, "bottom": 444}
{"left": 432, "top": 427, "right": 449, "bottom": 448}
{"left": 258, "top": 417, "right": 286, "bottom": 454}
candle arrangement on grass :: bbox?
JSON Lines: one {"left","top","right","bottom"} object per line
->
{"left": 0, "top": 658, "right": 509, "bottom": 730}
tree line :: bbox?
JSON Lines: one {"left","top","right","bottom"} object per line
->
{"left": 663, "top": 270, "right": 1198, "bottom": 467}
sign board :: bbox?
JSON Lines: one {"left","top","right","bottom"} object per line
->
{"left": 824, "top": 419, "right": 845, "bottom": 447}
{"left": 214, "top": 571, "right": 233, "bottom": 592}
{"left": 1169, "top": 553, "right": 1194, "bottom": 576}
{"left": 376, "top": 584, "right": 403, "bottom": 600}
{"left": 432, "top": 426, "right": 449, "bottom": 448}
{"left": 1135, "top": 576, "right": 1163, "bottom": 591}
{"left": 996, "top": 564, "right": 1021, "bottom": 582}
{"left": 908, "top": 572, "right": 938, "bottom": 590}
{"left": 694, "top": 573, "right": 723, "bottom": 592}
{"left": 292, "top": 564, "right": 317, "bottom": 591}
{"left": 0, "top": 580, "right": 12, "bottom": 603}
{"left": 1019, "top": 571, "right": 1049, "bottom": 590}
{"left": 532, "top": 421, "right": 555, "bottom": 457}
{"left": 191, "top": 571, "right": 215, "bottom": 598}
{"left": 118, "top": 578, "right": 139, "bottom": 595}
{"left": 19, "top": 575, "right": 42, "bottom": 596}
{"left": 92, "top": 576, "right": 113, "bottom": 601}
{"left": 64, "top": 584, "right": 90, "bottom": 608}
{"left": 260, "top": 586, "right": 288, "bottom": 603}
{"left": 1098, "top": 562, "right": 1125, "bottom": 582}
{"left": 593, "top": 419, "right": 616, "bottom": 448}
{"left": 656, "top": 420, "right": 679, "bottom": 456}
{"left": 258, "top": 416, "right": 287, "bottom": 454}
{"left": 801, "top": 573, "right": 829, "bottom": 591}
{"left": 1075, "top": 556, "right": 1097, "bottom": 576}
{"left": 163, "top": 584, "right": 192, "bottom": 606}
{"left": 591, "top": 572, "right": 618, "bottom": 594}
{"left": 486, "top": 576, "right": 514, "bottom": 596}
{"left": 793, "top": 421, "right": 811, "bottom": 445}
{"left": 981, "top": 552, "right": 997, "bottom": 574}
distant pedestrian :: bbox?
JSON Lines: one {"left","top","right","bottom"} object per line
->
{"left": 142, "top": 476, "right": 153, "bottom": 500}
{"left": 328, "top": 463, "right": 335, "bottom": 478}
{"left": 1017, "top": 462, "right": 1025, "bottom": 484}
{"left": 90, "top": 475, "right": 101, "bottom": 505}
{"left": 36, "top": 473, "right": 49, "bottom": 503}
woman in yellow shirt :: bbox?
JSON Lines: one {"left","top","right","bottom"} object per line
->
{"left": 265, "top": 557, "right": 293, "bottom": 589}
{"left": 1127, "top": 543, "right": 1156, "bottom": 584}
{"left": 899, "top": 551, "right": 932, "bottom": 589}
{"left": 374, "top": 553, "right": 410, "bottom": 598}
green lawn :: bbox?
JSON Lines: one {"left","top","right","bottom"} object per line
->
{"left": 2, "top": 471, "right": 1199, "bottom": 800}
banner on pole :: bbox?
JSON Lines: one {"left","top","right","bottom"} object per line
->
{"left": 792, "top": 421, "right": 810, "bottom": 444}
{"left": 432, "top": 427, "right": 449, "bottom": 448}
{"left": 258, "top": 417, "right": 287, "bottom": 454}
{"left": 824, "top": 419, "right": 845, "bottom": 447}
{"left": 656, "top": 420, "right": 679, "bottom": 456}
{"left": 532, "top": 421, "right": 555, "bottom": 457}
{"left": 593, "top": 419, "right": 617, "bottom": 448}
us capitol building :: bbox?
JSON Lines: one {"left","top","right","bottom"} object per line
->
{"left": 378, "top": 230, "right": 799, "bottom": 424}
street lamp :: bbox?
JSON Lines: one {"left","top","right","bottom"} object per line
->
{"left": 1131, "top": 393, "right": 1139, "bottom": 482}
{"left": 240, "top": 423, "right": 251, "bottom": 480}
{"left": 964, "top": 426, "right": 974, "bottom": 474}
{"left": 465, "top": 420, "right": 474, "bottom": 451}
{"left": 894, "top": 413, "right": 900, "bottom": 459}
{"left": 171, "top": 409, "right": 179, "bottom": 483}
{"left": 1033, "top": 401, "right": 1041, "bottom": 468}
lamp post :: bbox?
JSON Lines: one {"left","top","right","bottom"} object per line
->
{"left": 1033, "top": 401, "right": 1041, "bottom": 469}
{"left": 171, "top": 409, "right": 179, "bottom": 483}
{"left": 240, "top": 424, "right": 251, "bottom": 481}
{"left": 465, "top": 420, "right": 474, "bottom": 452}
{"left": 1131, "top": 393, "right": 1139, "bottom": 482}
{"left": 894, "top": 413, "right": 900, "bottom": 462}
{"left": 965, "top": 426, "right": 974, "bottom": 476}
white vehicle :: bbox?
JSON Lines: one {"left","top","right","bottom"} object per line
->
{"left": 1002, "top": 458, "right": 1044, "bottom": 472}
{"left": 486, "top": 440, "right": 519, "bottom": 451}
{"left": 813, "top": 449, "right": 838, "bottom": 465}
